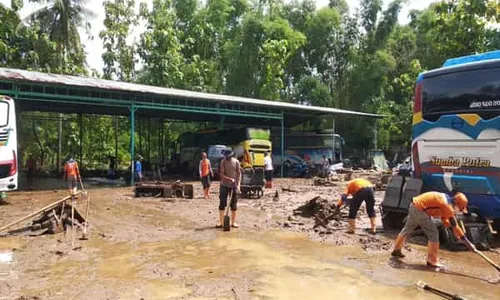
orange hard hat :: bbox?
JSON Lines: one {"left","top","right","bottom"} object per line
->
{"left": 453, "top": 192, "right": 468, "bottom": 213}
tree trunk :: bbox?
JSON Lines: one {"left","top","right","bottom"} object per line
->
{"left": 31, "top": 120, "right": 45, "bottom": 167}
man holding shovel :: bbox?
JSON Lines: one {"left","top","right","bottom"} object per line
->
{"left": 391, "top": 191, "right": 476, "bottom": 268}
{"left": 336, "top": 178, "right": 377, "bottom": 234}
{"left": 63, "top": 156, "right": 81, "bottom": 201}
{"left": 216, "top": 149, "right": 241, "bottom": 228}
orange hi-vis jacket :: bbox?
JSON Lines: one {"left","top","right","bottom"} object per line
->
{"left": 64, "top": 161, "right": 80, "bottom": 179}
{"left": 199, "top": 159, "right": 211, "bottom": 177}
{"left": 413, "top": 191, "right": 465, "bottom": 239}
{"left": 337, "top": 178, "right": 374, "bottom": 207}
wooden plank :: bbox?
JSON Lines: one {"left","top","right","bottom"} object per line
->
{"left": 0, "top": 193, "right": 80, "bottom": 233}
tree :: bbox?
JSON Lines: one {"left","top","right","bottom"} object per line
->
{"left": 328, "top": 0, "right": 348, "bottom": 16}
{"left": 137, "top": 0, "right": 184, "bottom": 87}
{"left": 0, "top": 3, "right": 58, "bottom": 71}
{"left": 19, "top": 0, "right": 95, "bottom": 74}
{"left": 410, "top": 0, "right": 498, "bottom": 69}
{"left": 100, "top": 0, "right": 138, "bottom": 81}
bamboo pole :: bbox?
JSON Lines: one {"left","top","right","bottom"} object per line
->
{"left": 71, "top": 199, "right": 75, "bottom": 248}
{"left": 0, "top": 193, "right": 80, "bottom": 233}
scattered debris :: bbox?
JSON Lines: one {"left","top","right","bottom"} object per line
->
{"left": 273, "top": 190, "right": 279, "bottom": 202}
{"left": 313, "top": 178, "right": 339, "bottom": 186}
{"left": 134, "top": 181, "right": 194, "bottom": 199}
{"left": 359, "top": 236, "right": 392, "bottom": 252}
{"left": 232, "top": 287, "right": 241, "bottom": 300}
{"left": 0, "top": 194, "right": 86, "bottom": 236}
{"left": 282, "top": 187, "right": 298, "bottom": 193}
{"left": 293, "top": 197, "right": 343, "bottom": 228}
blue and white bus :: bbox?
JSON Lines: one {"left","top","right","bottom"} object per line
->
{"left": 0, "top": 95, "right": 18, "bottom": 197}
{"left": 412, "top": 51, "right": 500, "bottom": 226}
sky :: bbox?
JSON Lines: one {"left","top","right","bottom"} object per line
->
{"left": 1, "top": 0, "right": 437, "bottom": 71}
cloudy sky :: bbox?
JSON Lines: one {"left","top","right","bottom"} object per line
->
{"left": 1, "top": 0, "right": 437, "bottom": 71}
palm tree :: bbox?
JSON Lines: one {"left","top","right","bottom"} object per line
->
{"left": 18, "top": 0, "right": 96, "bottom": 73}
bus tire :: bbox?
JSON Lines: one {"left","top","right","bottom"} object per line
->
{"left": 438, "top": 225, "right": 452, "bottom": 248}
{"left": 380, "top": 208, "right": 405, "bottom": 230}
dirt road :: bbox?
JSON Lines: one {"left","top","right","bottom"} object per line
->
{"left": 1, "top": 178, "right": 499, "bottom": 299}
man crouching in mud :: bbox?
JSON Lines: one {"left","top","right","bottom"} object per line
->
{"left": 217, "top": 149, "right": 241, "bottom": 228}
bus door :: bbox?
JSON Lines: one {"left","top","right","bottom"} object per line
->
{"left": 0, "top": 96, "right": 18, "bottom": 192}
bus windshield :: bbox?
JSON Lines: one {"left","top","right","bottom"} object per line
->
{"left": 0, "top": 101, "right": 8, "bottom": 127}
{"left": 422, "top": 67, "right": 500, "bottom": 121}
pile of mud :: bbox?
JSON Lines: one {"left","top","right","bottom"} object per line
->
{"left": 313, "top": 170, "right": 392, "bottom": 191}
{"left": 293, "top": 197, "right": 343, "bottom": 228}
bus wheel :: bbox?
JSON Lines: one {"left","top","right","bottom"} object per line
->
{"left": 380, "top": 207, "right": 405, "bottom": 230}
{"left": 438, "top": 225, "right": 452, "bottom": 248}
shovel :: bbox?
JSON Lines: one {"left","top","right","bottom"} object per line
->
{"left": 474, "top": 248, "right": 500, "bottom": 272}
{"left": 223, "top": 187, "right": 234, "bottom": 232}
{"left": 80, "top": 178, "right": 90, "bottom": 240}
{"left": 417, "top": 281, "right": 468, "bottom": 300}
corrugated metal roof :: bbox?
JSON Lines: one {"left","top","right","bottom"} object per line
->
{"left": 0, "top": 68, "right": 383, "bottom": 118}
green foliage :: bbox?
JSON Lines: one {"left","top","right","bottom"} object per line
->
{"left": 100, "top": 0, "right": 138, "bottom": 81}
{"left": 0, "top": 4, "right": 58, "bottom": 71}
{"left": 410, "top": 0, "right": 497, "bottom": 69}
{"left": 137, "top": 0, "right": 184, "bottom": 87}
{"left": 2, "top": 0, "right": 500, "bottom": 170}
{"left": 17, "top": 0, "right": 95, "bottom": 75}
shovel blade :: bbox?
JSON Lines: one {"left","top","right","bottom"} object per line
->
{"left": 223, "top": 215, "right": 231, "bottom": 231}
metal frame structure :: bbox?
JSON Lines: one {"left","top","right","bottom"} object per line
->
{"left": 0, "top": 68, "right": 383, "bottom": 184}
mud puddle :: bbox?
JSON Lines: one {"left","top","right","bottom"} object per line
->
{"left": 12, "top": 228, "right": 497, "bottom": 299}
{"left": 3, "top": 183, "right": 500, "bottom": 299}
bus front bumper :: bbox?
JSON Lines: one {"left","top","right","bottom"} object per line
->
{"left": 0, "top": 175, "right": 17, "bottom": 192}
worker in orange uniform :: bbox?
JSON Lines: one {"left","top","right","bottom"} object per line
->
{"left": 63, "top": 156, "right": 81, "bottom": 201}
{"left": 391, "top": 191, "right": 476, "bottom": 268}
{"left": 199, "top": 152, "right": 214, "bottom": 199}
{"left": 336, "top": 178, "right": 377, "bottom": 234}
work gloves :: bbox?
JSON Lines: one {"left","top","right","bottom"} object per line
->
{"left": 337, "top": 194, "right": 348, "bottom": 208}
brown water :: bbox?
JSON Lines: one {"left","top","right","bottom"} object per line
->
{"left": 2, "top": 186, "right": 499, "bottom": 299}
{"left": 7, "top": 228, "right": 497, "bottom": 299}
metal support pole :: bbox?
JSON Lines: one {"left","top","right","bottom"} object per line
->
{"left": 219, "top": 115, "right": 225, "bottom": 130}
{"left": 332, "top": 116, "right": 336, "bottom": 161}
{"left": 79, "top": 114, "right": 83, "bottom": 167}
{"left": 130, "top": 105, "right": 136, "bottom": 186}
{"left": 280, "top": 111, "right": 285, "bottom": 178}
{"left": 57, "top": 113, "right": 62, "bottom": 171}
{"left": 373, "top": 119, "right": 378, "bottom": 150}
{"left": 114, "top": 117, "right": 119, "bottom": 166}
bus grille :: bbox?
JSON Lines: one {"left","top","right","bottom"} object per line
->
{"left": 0, "top": 165, "right": 11, "bottom": 178}
{"left": 0, "top": 132, "right": 8, "bottom": 143}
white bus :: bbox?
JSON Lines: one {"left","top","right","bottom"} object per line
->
{"left": 0, "top": 96, "right": 18, "bottom": 196}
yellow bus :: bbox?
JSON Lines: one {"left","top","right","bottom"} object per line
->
{"left": 222, "top": 128, "right": 272, "bottom": 168}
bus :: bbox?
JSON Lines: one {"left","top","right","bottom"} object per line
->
{"left": 381, "top": 50, "right": 500, "bottom": 246}
{"left": 0, "top": 96, "right": 18, "bottom": 197}
{"left": 271, "top": 131, "right": 344, "bottom": 166}
{"left": 172, "top": 127, "right": 272, "bottom": 176}
{"left": 411, "top": 51, "right": 500, "bottom": 225}
{"left": 221, "top": 127, "right": 271, "bottom": 168}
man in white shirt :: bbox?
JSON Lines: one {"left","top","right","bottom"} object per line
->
{"left": 264, "top": 151, "right": 273, "bottom": 188}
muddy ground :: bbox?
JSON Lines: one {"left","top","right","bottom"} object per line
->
{"left": 1, "top": 177, "right": 500, "bottom": 300}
